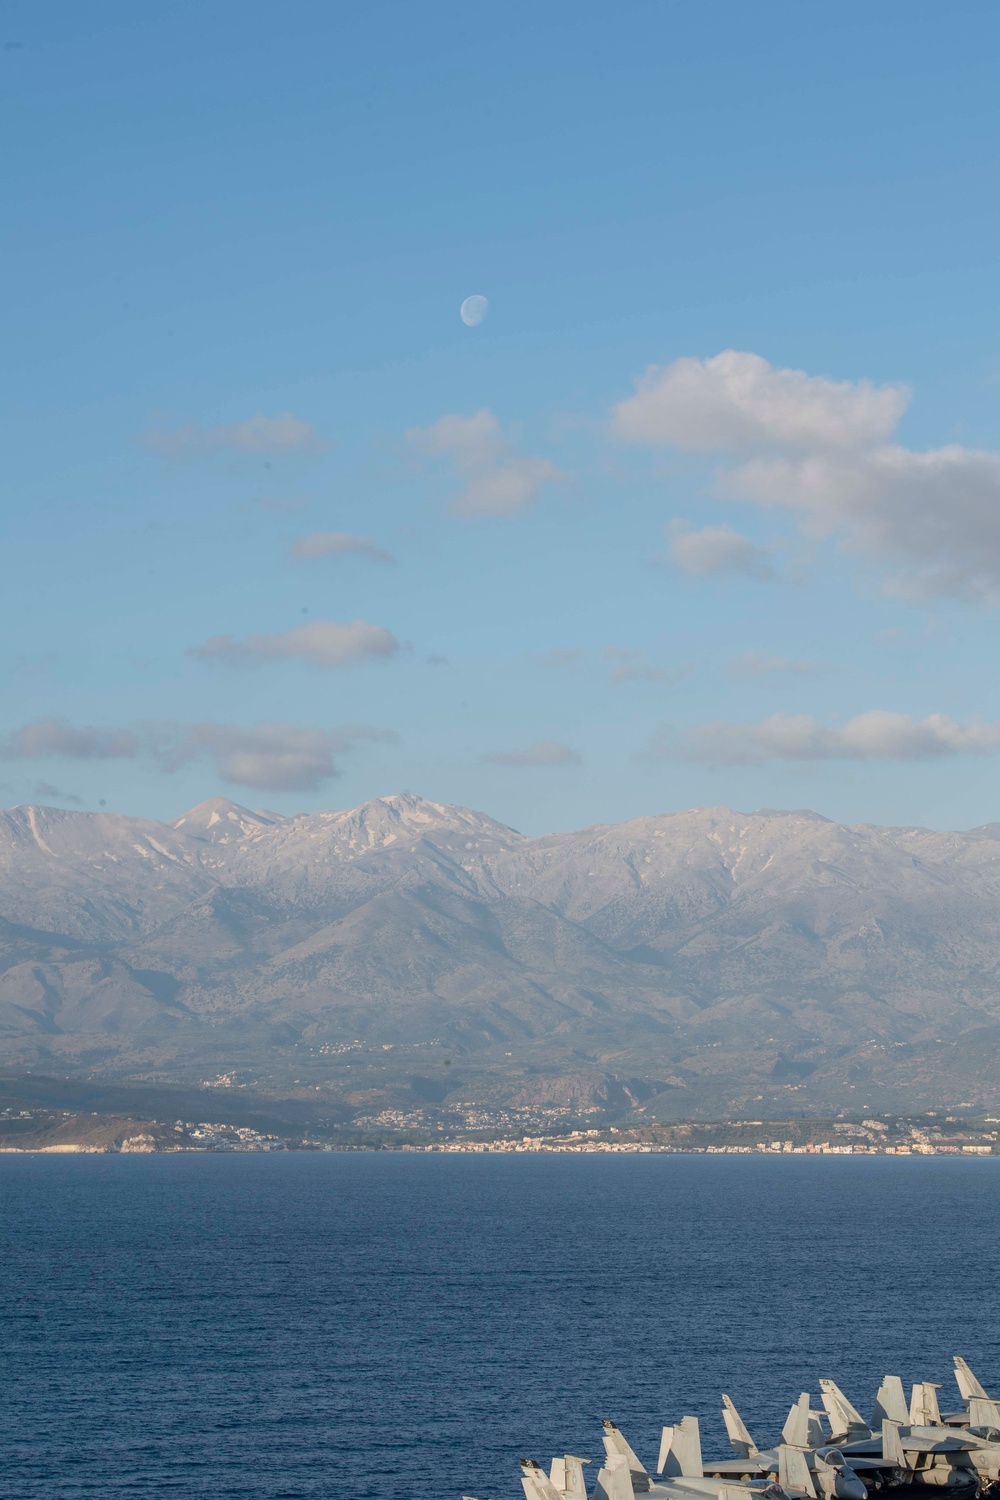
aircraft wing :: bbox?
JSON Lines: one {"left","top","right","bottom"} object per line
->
{"left": 899, "top": 1435, "right": 978, "bottom": 1454}
{"left": 701, "top": 1461, "right": 768, "bottom": 1478}
{"left": 832, "top": 1456, "right": 907, "bottom": 1473}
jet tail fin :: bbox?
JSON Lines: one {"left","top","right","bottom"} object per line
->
{"left": 550, "top": 1457, "right": 590, "bottom": 1500}
{"left": 602, "top": 1422, "right": 650, "bottom": 1492}
{"left": 820, "top": 1381, "right": 871, "bottom": 1443}
{"left": 593, "top": 1454, "right": 635, "bottom": 1500}
{"left": 955, "top": 1359, "right": 990, "bottom": 1402}
{"left": 806, "top": 1409, "right": 826, "bottom": 1448}
{"left": 871, "top": 1377, "right": 908, "bottom": 1428}
{"left": 657, "top": 1416, "right": 703, "bottom": 1478}
{"left": 779, "top": 1444, "right": 818, "bottom": 1499}
{"left": 722, "top": 1395, "right": 758, "bottom": 1458}
{"left": 782, "top": 1394, "right": 812, "bottom": 1449}
{"left": 968, "top": 1398, "right": 1000, "bottom": 1431}
{"left": 909, "top": 1383, "right": 942, "bottom": 1426}
{"left": 521, "top": 1459, "right": 565, "bottom": 1500}
{"left": 881, "top": 1421, "right": 905, "bottom": 1470}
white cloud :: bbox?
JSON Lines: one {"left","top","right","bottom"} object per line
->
{"left": 724, "top": 651, "right": 824, "bottom": 679}
{"left": 190, "top": 619, "right": 400, "bottom": 667}
{"left": 289, "top": 532, "right": 394, "bottom": 564}
{"left": 417, "top": 409, "right": 503, "bottom": 462}
{"left": 602, "top": 645, "right": 669, "bottom": 684}
{"left": 669, "top": 521, "right": 774, "bottom": 578}
{"left": 144, "top": 413, "right": 322, "bottom": 457}
{"left": 408, "top": 407, "right": 562, "bottom": 516}
{"left": 483, "top": 740, "right": 582, "bottom": 767}
{"left": 724, "top": 444, "right": 1000, "bottom": 601}
{"left": 171, "top": 722, "right": 394, "bottom": 792}
{"left": 615, "top": 349, "right": 1000, "bottom": 601}
{"left": 612, "top": 349, "right": 907, "bottom": 453}
{"left": 3, "top": 718, "right": 395, "bottom": 792}
{"left": 652, "top": 711, "right": 1000, "bottom": 766}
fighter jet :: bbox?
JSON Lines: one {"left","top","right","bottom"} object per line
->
{"left": 591, "top": 1416, "right": 796, "bottom": 1500}
{"left": 820, "top": 1377, "right": 991, "bottom": 1492}
{"left": 699, "top": 1392, "right": 870, "bottom": 1500}
{"left": 941, "top": 1362, "right": 1000, "bottom": 1432}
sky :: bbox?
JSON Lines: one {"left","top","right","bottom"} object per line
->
{"left": 4, "top": 0, "right": 1000, "bottom": 834}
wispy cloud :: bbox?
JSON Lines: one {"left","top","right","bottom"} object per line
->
{"left": 724, "top": 651, "right": 825, "bottom": 679}
{"left": 536, "top": 647, "right": 585, "bottom": 672}
{"left": 408, "top": 408, "right": 562, "bottom": 516}
{"left": 669, "top": 521, "right": 774, "bottom": 578}
{"left": 602, "top": 645, "right": 671, "bottom": 684}
{"left": 258, "top": 495, "right": 312, "bottom": 514}
{"left": 650, "top": 711, "right": 1000, "bottom": 766}
{"left": 33, "top": 781, "right": 83, "bottom": 806}
{"left": 144, "top": 413, "right": 323, "bottom": 458}
{"left": 3, "top": 718, "right": 395, "bottom": 792}
{"left": 288, "top": 531, "right": 394, "bottom": 564}
{"left": 483, "top": 740, "right": 582, "bottom": 767}
{"left": 1, "top": 719, "right": 141, "bottom": 760}
{"left": 190, "top": 619, "right": 400, "bottom": 667}
{"left": 615, "top": 349, "right": 1000, "bottom": 602}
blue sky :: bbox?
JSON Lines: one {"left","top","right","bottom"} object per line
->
{"left": 5, "top": 0, "right": 1000, "bottom": 833}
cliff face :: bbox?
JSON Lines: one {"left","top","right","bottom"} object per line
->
{"left": 2, "top": 793, "right": 999, "bottom": 1118}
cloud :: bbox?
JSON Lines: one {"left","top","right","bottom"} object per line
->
{"left": 169, "top": 722, "right": 395, "bottom": 792}
{"left": 615, "top": 349, "right": 1000, "bottom": 602}
{"left": 724, "top": 651, "right": 825, "bottom": 679}
{"left": 190, "top": 619, "right": 400, "bottom": 667}
{"left": 612, "top": 350, "right": 907, "bottom": 453}
{"left": 483, "top": 740, "right": 582, "bottom": 768}
{"left": 3, "top": 718, "right": 395, "bottom": 792}
{"left": 408, "top": 407, "right": 562, "bottom": 516}
{"left": 537, "top": 647, "right": 585, "bottom": 672}
{"left": 669, "top": 521, "right": 774, "bottom": 578}
{"left": 288, "top": 531, "right": 394, "bottom": 564}
{"left": 0, "top": 719, "right": 141, "bottom": 760}
{"left": 602, "top": 645, "right": 670, "bottom": 684}
{"left": 651, "top": 711, "right": 1000, "bottom": 766}
{"left": 33, "top": 781, "right": 83, "bottom": 806}
{"left": 723, "top": 445, "right": 1000, "bottom": 601}
{"left": 259, "top": 495, "right": 312, "bottom": 514}
{"left": 144, "top": 413, "right": 323, "bottom": 458}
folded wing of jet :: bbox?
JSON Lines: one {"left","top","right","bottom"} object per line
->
{"left": 701, "top": 1392, "right": 868, "bottom": 1500}
{"left": 821, "top": 1376, "right": 991, "bottom": 1493}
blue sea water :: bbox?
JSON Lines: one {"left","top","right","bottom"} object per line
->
{"left": 1, "top": 1154, "right": 999, "bottom": 1499}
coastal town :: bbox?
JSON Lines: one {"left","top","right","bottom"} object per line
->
{"left": 1, "top": 1104, "right": 998, "bottom": 1155}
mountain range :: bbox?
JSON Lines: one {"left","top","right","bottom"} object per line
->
{"left": 2, "top": 791, "right": 999, "bottom": 1122}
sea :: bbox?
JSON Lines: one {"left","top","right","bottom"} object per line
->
{"left": 1, "top": 1153, "right": 999, "bottom": 1499}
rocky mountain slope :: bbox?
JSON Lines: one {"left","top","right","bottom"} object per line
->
{"left": 1, "top": 793, "right": 999, "bottom": 1120}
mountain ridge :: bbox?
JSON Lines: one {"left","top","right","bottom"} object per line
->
{"left": 1, "top": 792, "right": 998, "bottom": 1122}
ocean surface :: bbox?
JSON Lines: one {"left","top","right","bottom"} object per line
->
{"left": 1, "top": 1154, "right": 999, "bottom": 1499}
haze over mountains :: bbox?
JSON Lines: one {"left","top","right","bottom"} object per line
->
{"left": 2, "top": 792, "right": 999, "bottom": 1122}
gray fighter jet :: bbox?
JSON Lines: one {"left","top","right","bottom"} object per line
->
{"left": 820, "top": 1377, "right": 995, "bottom": 1492}
{"left": 591, "top": 1416, "right": 798, "bottom": 1500}
{"left": 942, "top": 1362, "right": 1000, "bottom": 1432}
{"left": 699, "top": 1392, "right": 871, "bottom": 1500}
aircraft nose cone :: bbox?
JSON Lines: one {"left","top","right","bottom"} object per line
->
{"left": 835, "top": 1475, "right": 867, "bottom": 1500}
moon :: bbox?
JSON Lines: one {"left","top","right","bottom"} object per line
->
{"left": 460, "top": 294, "right": 489, "bottom": 327}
